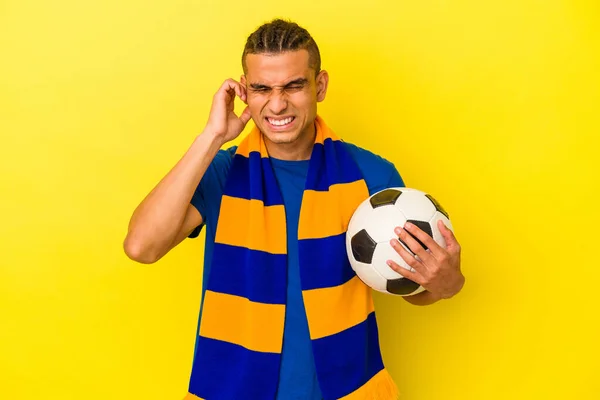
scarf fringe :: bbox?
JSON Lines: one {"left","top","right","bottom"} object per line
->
{"left": 183, "top": 371, "right": 398, "bottom": 400}
{"left": 183, "top": 393, "right": 203, "bottom": 400}
{"left": 339, "top": 368, "right": 400, "bottom": 400}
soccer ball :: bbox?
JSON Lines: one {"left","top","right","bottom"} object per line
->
{"left": 345, "top": 187, "right": 454, "bottom": 296}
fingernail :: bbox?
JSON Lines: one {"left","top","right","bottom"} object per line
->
{"left": 394, "top": 227, "right": 402, "bottom": 235}
{"left": 404, "top": 222, "right": 413, "bottom": 229}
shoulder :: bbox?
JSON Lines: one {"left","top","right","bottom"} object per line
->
{"left": 214, "top": 145, "right": 237, "bottom": 165}
{"left": 203, "top": 145, "right": 237, "bottom": 176}
{"left": 195, "top": 145, "right": 237, "bottom": 196}
{"left": 190, "top": 145, "right": 238, "bottom": 225}
{"left": 341, "top": 141, "right": 405, "bottom": 194}
{"left": 342, "top": 141, "right": 396, "bottom": 173}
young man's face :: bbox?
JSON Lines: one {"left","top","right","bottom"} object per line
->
{"left": 241, "top": 49, "right": 328, "bottom": 149}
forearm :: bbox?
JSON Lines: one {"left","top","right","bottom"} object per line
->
{"left": 403, "top": 274, "right": 465, "bottom": 305}
{"left": 402, "top": 290, "right": 442, "bottom": 306}
{"left": 124, "top": 130, "right": 223, "bottom": 262}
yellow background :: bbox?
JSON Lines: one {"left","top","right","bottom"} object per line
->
{"left": 1, "top": 0, "right": 599, "bottom": 399}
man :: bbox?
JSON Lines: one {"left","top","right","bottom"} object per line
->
{"left": 124, "top": 19, "right": 464, "bottom": 400}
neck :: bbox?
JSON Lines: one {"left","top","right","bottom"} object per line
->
{"left": 264, "top": 123, "right": 316, "bottom": 161}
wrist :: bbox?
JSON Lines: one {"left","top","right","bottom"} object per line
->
{"left": 446, "top": 274, "right": 465, "bottom": 299}
{"left": 403, "top": 289, "right": 441, "bottom": 306}
{"left": 196, "top": 128, "right": 226, "bottom": 152}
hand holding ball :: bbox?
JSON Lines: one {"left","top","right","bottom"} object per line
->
{"left": 346, "top": 188, "right": 454, "bottom": 296}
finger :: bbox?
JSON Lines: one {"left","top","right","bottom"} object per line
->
{"left": 402, "top": 222, "right": 444, "bottom": 259}
{"left": 234, "top": 82, "right": 244, "bottom": 99}
{"left": 227, "top": 80, "right": 247, "bottom": 104}
{"left": 217, "top": 79, "right": 241, "bottom": 99}
{"left": 389, "top": 238, "right": 426, "bottom": 274}
{"left": 239, "top": 84, "right": 247, "bottom": 103}
{"left": 394, "top": 226, "right": 434, "bottom": 264}
{"left": 386, "top": 259, "right": 423, "bottom": 285}
{"left": 227, "top": 80, "right": 243, "bottom": 99}
{"left": 239, "top": 106, "right": 252, "bottom": 125}
{"left": 438, "top": 220, "right": 460, "bottom": 252}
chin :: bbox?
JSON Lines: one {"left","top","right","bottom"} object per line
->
{"left": 262, "top": 130, "right": 301, "bottom": 145}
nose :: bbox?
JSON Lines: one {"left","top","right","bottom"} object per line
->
{"left": 267, "top": 90, "right": 288, "bottom": 115}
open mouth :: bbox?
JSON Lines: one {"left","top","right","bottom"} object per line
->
{"left": 265, "top": 116, "right": 296, "bottom": 129}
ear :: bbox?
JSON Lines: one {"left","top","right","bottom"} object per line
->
{"left": 240, "top": 75, "right": 246, "bottom": 86}
{"left": 316, "top": 70, "right": 329, "bottom": 102}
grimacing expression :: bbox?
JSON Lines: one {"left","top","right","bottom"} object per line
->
{"left": 241, "top": 49, "right": 328, "bottom": 147}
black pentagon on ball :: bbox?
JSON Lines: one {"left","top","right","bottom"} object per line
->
{"left": 399, "top": 220, "right": 433, "bottom": 252}
{"left": 387, "top": 277, "right": 421, "bottom": 295}
{"left": 369, "top": 188, "right": 402, "bottom": 208}
{"left": 425, "top": 194, "right": 449, "bottom": 219}
{"left": 351, "top": 229, "right": 377, "bottom": 264}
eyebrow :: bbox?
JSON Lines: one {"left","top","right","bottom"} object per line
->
{"left": 249, "top": 78, "right": 309, "bottom": 90}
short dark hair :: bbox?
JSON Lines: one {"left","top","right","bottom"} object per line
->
{"left": 242, "top": 19, "right": 321, "bottom": 75}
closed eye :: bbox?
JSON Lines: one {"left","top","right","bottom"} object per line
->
{"left": 249, "top": 85, "right": 271, "bottom": 93}
{"left": 248, "top": 79, "right": 309, "bottom": 94}
{"left": 285, "top": 84, "right": 304, "bottom": 91}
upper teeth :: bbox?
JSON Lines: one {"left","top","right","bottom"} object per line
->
{"left": 269, "top": 117, "right": 293, "bottom": 126}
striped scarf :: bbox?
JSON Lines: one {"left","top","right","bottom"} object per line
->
{"left": 185, "top": 116, "right": 398, "bottom": 400}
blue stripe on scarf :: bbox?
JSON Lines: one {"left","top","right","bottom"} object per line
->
{"left": 299, "top": 233, "right": 356, "bottom": 291}
{"left": 224, "top": 152, "right": 284, "bottom": 206}
{"left": 305, "top": 140, "right": 364, "bottom": 191}
{"left": 209, "top": 243, "right": 287, "bottom": 304}
{"left": 189, "top": 336, "right": 281, "bottom": 400}
{"left": 311, "top": 312, "right": 384, "bottom": 399}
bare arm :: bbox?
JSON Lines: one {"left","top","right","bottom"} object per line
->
{"left": 123, "top": 133, "right": 223, "bottom": 263}
{"left": 123, "top": 79, "right": 251, "bottom": 264}
{"left": 402, "top": 290, "right": 442, "bottom": 306}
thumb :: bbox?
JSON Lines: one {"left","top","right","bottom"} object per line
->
{"left": 438, "top": 219, "right": 459, "bottom": 251}
{"left": 239, "top": 106, "right": 252, "bottom": 126}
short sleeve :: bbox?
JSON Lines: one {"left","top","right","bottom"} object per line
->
{"left": 343, "top": 142, "right": 405, "bottom": 196}
{"left": 188, "top": 146, "right": 236, "bottom": 238}
{"left": 386, "top": 167, "right": 405, "bottom": 189}
{"left": 365, "top": 163, "right": 405, "bottom": 195}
